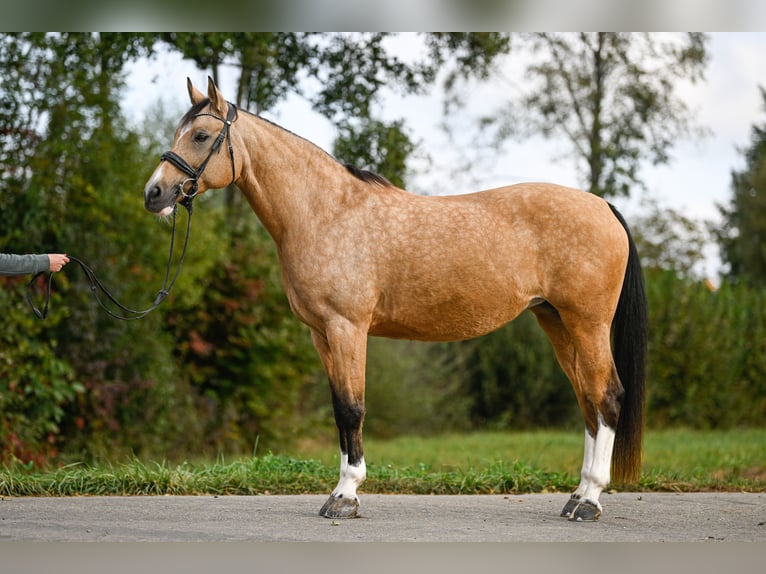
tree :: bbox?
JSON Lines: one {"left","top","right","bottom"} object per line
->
{"left": 645, "top": 269, "right": 766, "bottom": 428}
{"left": 482, "top": 33, "right": 709, "bottom": 198}
{"left": 0, "top": 33, "right": 49, "bottom": 248}
{"left": 630, "top": 196, "right": 711, "bottom": 278}
{"left": 160, "top": 33, "right": 512, "bottom": 189}
{"left": 159, "top": 33, "right": 313, "bottom": 116}
{"left": 0, "top": 33, "right": 174, "bottom": 463}
{"left": 717, "top": 86, "right": 766, "bottom": 287}
{"left": 331, "top": 119, "right": 415, "bottom": 188}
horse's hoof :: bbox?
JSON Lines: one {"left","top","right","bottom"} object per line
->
{"left": 568, "top": 499, "right": 602, "bottom": 522}
{"left": 319, "top": 494, "right": 360, "bottom": 519}
{"left": 560, "top": 495, "right": 581, "bottom": 518}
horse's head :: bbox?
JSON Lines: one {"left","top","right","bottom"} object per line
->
{"left": 144, "top": 77, "right": 238, "bottom": 215}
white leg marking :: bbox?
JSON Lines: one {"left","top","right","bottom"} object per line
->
{"left": 332, "top": 453, "right": 366, "bottom": 501}
{"left": 580, "top": 414, "right": 616, "bottom": 509}
{"left": 573, "top": 428, "right": 596, "bottom": 499}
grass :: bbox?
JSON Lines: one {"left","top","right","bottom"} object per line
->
{"left": 1, "top": 429, "right": 764, "bottom": 497}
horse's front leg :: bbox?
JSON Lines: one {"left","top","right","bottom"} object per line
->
{"left": 311, "top": 323, "right": 367, "bottom": 519}
{"left": 320, "top": 390, "right": 366, "bottom": 518}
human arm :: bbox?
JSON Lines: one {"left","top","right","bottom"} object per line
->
{"left": 0, "top": 253, "right": 69, "bottom": 276}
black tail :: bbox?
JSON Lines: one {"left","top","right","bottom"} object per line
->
{"left": 608, "top": 204, "right": 648, "bottom": 484}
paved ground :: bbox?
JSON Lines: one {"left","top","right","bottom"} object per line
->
{"left": 1, "top": 492, "right": 764, "bottom": 542}
{"left": 2, "top": 493, "right": 764, "bottom": 574}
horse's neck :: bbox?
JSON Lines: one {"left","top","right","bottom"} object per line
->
{"left": 236, "top": 115, "right": 349, "bottom": 244}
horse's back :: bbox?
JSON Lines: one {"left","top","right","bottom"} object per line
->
{"left": 454, "top": 182, "right": 617, "bottom": 231}
{"left": 366, "top": 182, "right": 628, "bottom": 340}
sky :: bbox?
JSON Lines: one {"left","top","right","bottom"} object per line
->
{"left": 124, "top": 32, "right": 766, "bottom": 278}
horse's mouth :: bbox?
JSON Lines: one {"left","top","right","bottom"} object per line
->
{"left": 144, "top": 198, "right": 176, "bottom": 216}
{"left": 156, "top": 204, "right": 176, "bottom": 217}
{"left": 144, "top": 185, "right": 180, "bottom": 215}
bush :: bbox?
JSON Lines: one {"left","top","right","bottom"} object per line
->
{"left": 363, "top": 338, "right": 473, "bottom": 438}
{"left": 646, "top": 270, "right": 766, "bottom": 428}
{"left": 455, "top": 311, "right": 579, "bottom": 430}
{"left": 426, "top": 270, "right": 766, "bottom": 432}
{"left": 0, "top": 278, "right": 83, "bottom": 465}
{"left": 162, "top": 219, "right": 323, "bottom": 456}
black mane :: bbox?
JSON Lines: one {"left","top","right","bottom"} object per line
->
{"left": 344, "top": 164, "right": 392, "bottom": 187}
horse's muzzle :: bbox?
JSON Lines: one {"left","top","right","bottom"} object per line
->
{"left": 144, "top": 183, "right": 177, "bottom": 216}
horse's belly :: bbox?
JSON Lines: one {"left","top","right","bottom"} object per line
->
{"left": 369, "top": 290, "right": 527, "bottom": 342}
{"left": 368, "top": 319, "right": 507, "bottom": 342}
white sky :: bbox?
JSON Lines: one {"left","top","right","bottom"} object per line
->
{"left": 124, "top": 32, "right": 766, "bottom": 278}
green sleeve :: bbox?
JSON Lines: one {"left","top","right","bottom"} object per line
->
{"left": 0, "top": 253, "right": 49, "bottom": 276}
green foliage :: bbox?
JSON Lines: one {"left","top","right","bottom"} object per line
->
{"left": 645, "top": 270, "right": 766, "bottom": 428}
{"left": 425, "top": 32, "right": 512, "bottom": 87}
{"left": 458, "top": 312, "right": 579, "bottom": 430}
{"left": 308, "top": 33, "right": 433, "bottom": 122}
{"left": 363, "top": 339, "right": 472, "bottom": 438}
{"left": 631, "top": 196, "right": 711, "bottom": 277}
{"left": 332, "top": 119, "right": 415, "bottom": 188}
{"left": 717, "top": 86, "right": 766, "bottom": 287}
{"left": 161, "top": 33, "right": 315, "bottom": 114}
{"left": 0, "top": 32, "right": 193, "bottom": 464}
{"left": 0, "top": 280, "right": 82, "bottom": 464}
{"left": 163, "top": 216, "right": 322, "bottom": 455}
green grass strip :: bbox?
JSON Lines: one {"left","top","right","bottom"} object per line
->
{"left": 3, "top": 454, "right": 763, "bottom": 498}
{"left": 3, "top": 429, "right": 764, "bottom": 497}
{"left": 1, "top": 455, "right": 578, "bottom": 497}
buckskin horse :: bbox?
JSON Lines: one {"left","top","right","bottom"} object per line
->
{"left": 143, "top": 78, "right": 647, "bottom": 522}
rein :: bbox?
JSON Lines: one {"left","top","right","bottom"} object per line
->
{"left": 26, "top": 101, "right": 238, "bottom": 321}
{"left": 27, "top": 200, "right": 193, "bottom": 321}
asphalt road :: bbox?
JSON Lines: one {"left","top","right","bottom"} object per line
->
{"left": 2, "top": 493, "right": 764, "bottom": 574}
{"left": 1, "top": 492, "right": 764, "bottom": 542}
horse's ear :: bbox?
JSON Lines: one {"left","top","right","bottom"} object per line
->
{"left": 206, "top": 76, "right": 227, "bottom": 116}
{"left": 187, "top": 78, "right": 206, "bottom": 105}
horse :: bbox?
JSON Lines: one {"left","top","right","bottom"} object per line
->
{"left": 144, "top": 77, "right": 648, "bottom": 522}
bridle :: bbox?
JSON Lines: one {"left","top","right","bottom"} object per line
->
{"left": 26, "top": 101, "right": 238, "bottom": 321}
{"left": 160, "top": 101, "right": 238, "bottom": 209}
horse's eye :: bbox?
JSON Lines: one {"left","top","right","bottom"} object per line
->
{"left": 194, "top": 131, "right": 210, "bottom": 143}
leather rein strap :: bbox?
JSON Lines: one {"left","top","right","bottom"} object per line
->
{"left": 27, "top": 202, "right": 191, "bottom": 321}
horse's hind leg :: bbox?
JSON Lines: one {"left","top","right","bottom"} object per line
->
{"left": 310, "top": 322, "right": 367, "bottom": 519}
{"left": 562, "top": 415, "right": 618, "bottom": 521}
{"left": 531, "top": 304, "right": 623, "bottom": 521}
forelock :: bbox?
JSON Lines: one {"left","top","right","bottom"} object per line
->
{"left": 179, "top": 99, "right": 210, "bottom": 128}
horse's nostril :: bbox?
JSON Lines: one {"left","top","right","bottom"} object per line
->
{"left": 149, "top": 185, "right": 162, "bottom": 200}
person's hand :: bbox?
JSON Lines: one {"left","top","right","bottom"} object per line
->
{"left": 47, "top": 253, "right": 70, "bottom": 272}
